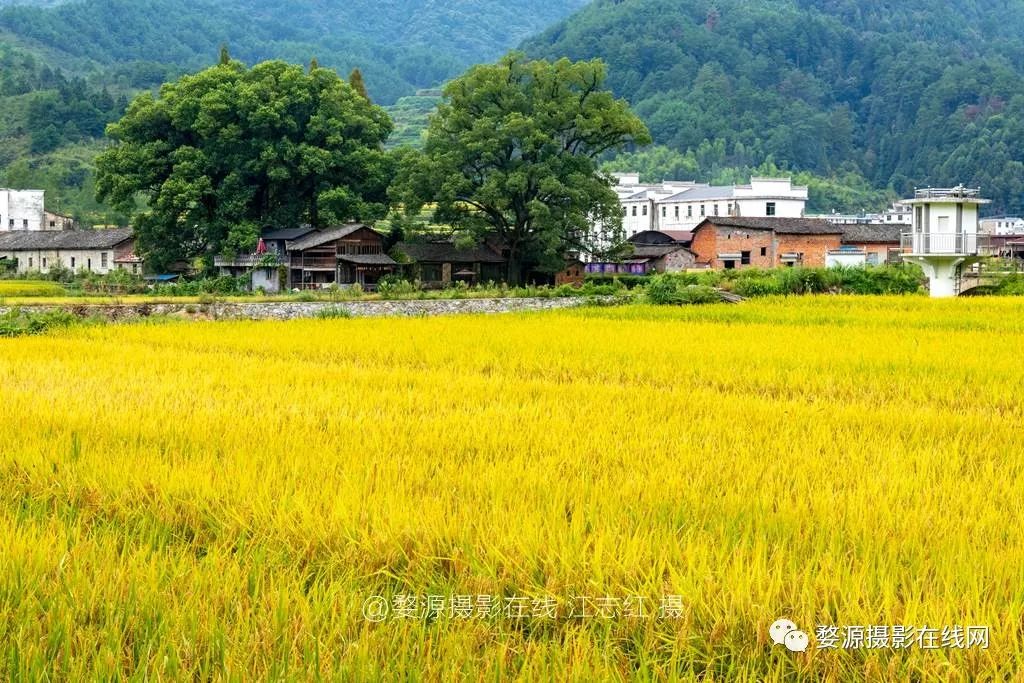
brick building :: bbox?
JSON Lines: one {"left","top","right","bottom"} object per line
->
{"left": 690, "top": 217, "right": 843, "bottom": 269}
{"left": 840, "top": 223, "right": 902, "bottom": 265}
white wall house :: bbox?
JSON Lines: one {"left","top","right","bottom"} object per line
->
{"left": 610, "top": 175, "right": 809, "bottom": 239}
{"left": 0, "top": 229, "right": 142, "bottom": 275}
{"left": 979, "top": 216, "right": 1024, "bottom": 235}
{"left": 812, "top": 202, "right": 913, "bottom": 226}
{"left": 0, "top": 189, "right": 45, "bottom": 232}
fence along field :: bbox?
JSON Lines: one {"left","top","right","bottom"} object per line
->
{"left": 1, "top": 297, "right": 1022, "bottom": 680}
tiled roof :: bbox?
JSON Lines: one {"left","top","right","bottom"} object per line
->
{"left": 696, "top": 217, "right": 842, "bottom": 235}
{"left": 392, "top": 241, "right": 506, "bottom": 263}
{"left": 262, "top": 227, "right": 315, "bottom": 241}
{"left": 287, "top": 224, "right": 377, "bottom": 251}
{"left": 841, "top": 223, "right": 902, "bottom": 243}
{"left": 338, "top": 253, "right": 398, "bottom": 266}
{"left": 0, "top": 228, "right": 133, "bottom": 250}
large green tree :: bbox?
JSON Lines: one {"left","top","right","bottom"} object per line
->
{"left": 392, "top": 52, "right": 650, "bottom": 282}
{"left": 96, "top": 59, "right": 394, "bottom": 268}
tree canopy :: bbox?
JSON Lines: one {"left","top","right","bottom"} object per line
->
{"left": 392, "top": 53, "right": 650, "bottom": 282}
{"left": 96, "top": 59, "right": 394, "bottom": 269}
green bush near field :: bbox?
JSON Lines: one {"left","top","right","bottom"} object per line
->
{"left": 643, "top": 265, "right": 925, "bottom": 302}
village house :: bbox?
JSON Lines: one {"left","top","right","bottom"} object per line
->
{"left": 810, "top": 202, "right": 913, "bottom": 227}
{"left": 215, "top": 227, "right": 317, "bottom": 293}
{"left": 0, "top": 189, "right": 45, "bottom": 232}
{"left": 391, "top": 241, "right": 506, "bottom": 287}
{"left": 689, "top": 217, "right": 843, "bottom": 269}
{"left": 0, "top": 228, "right": 143, "bottom": 274}
{"left": 612, "top": 174, "right": 809, "bottom": 238}
{"left": 44, "top": 211, "right": 77, "bottom": 231}
{"left": 834, "top": 223, "right": 903, "bottom": 266}
{"left": 216, "top": 224, "right": 398, "bottom": 292}
{"left": 979, "top": 216, "right": 1024, "bottom": 235}
{"left": 586, "top": 230, "right": 697, "bottom": 275}
{"left": 286, "top": 224, "right": 397, "bottom": 291}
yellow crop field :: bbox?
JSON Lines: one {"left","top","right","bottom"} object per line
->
{"left": 1, "top": 297, "right": 1023, "bottom": 680}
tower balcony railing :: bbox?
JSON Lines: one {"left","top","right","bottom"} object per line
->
{"left": 901, "top": 232, "right": 993, "bottom": 256}
{"left": 914, "top": 187, "right": 981, "bottom": 200}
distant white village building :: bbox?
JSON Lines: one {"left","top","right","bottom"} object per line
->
{"left": 0, "top": 189, "right": 45, "bottom": 232}
{"left": 979, "top": 216, "right": 1024, "bottom": 235}
{"left": 811, "top": 202, "right": 913, "bottom": 226}
{"left": 611, "top": 174, "right": 809, "bottom": 238}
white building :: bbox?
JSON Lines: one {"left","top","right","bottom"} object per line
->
{"left": 0, "top": 189, "right": 45, "bottom": 232}
{"left": 979, "top": 216, "right": 1024, "bottom": 235}
{"left": 0, "top": 229, "right": 143, "bottom": 275}
{"left": 813, "top": 202, "right": 913, "bottom": 226}
{"left": 612, "top": 175, "right": 809, "bottom": 239}
{"left": 900, "top": 186, "right": 990, "bottom": 298}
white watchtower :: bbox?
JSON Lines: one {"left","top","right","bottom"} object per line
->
{"left": 901, "top": 186, "right": 992, "bottom": 298}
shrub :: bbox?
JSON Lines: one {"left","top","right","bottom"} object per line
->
{"left": 0, "top": 308, "right": 80, "bottom": 337}
{"left": 645, "top": 274, "right": 721, "bottom": 305}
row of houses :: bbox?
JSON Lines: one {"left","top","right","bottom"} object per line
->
{"left": 585, "top": 217, "right": 904, "bottom": 275}
{"left": 215, "top": 224, "right": 513, "bottom": 292}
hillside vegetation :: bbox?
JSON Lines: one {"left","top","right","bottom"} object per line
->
{"left": 0, "top": 0, "right": 588, "bottom": 104}
{"left": 524, "top": 0, "right": 1024, "bottom": 213}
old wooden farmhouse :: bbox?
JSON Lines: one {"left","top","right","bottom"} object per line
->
{"left": 216, "top": 224, "right": 400, "bottom": 292}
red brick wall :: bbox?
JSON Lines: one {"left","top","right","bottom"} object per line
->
{"left": 690, "top": 226, "right": 774, "bottom": 268}
{"left": 775, "top": 234, "right": 842, "bottom": 268}
{"left": 691, "top": 226, "right": 844, "bottom": 269}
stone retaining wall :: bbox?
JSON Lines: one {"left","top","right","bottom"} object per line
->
{"left": 0, "top": 296, "right": 618, "bottom": 322}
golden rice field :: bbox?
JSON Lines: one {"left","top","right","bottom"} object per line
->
{"left": 2, "top": 297, "right": 1024, "bottom": 681}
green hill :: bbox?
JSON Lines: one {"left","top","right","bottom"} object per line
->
{"left": 0, "top": 0, "right": 588, "bottom": 104}
{"left": 523, "top": 0, "right": 1024, "bottom": 213}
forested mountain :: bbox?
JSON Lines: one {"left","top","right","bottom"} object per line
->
{"left": 0, "top": 0, "right": 585, "bottom": 222}
{"left": 524, "top": 0, "right": 1024, "bottom": 213}
{"left": 0, "top": 0, "right": 588, "bottom": 104}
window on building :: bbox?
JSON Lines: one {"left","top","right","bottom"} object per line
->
{"left": 714, "top": 204, "right": 720, "bottom": 216}
{"left": 22, "top": 219, "right": 28, "bottom": 229}
{"left": 101, "top": 253, "right": 108, "bottom": 269}
{"left": 42, "top": 258, "right": 47, "bottom": 268}
{"left": 661, "top": 206, "right": 666, "bottom": 218}
{"left": 687, "top": 205, "right": 693, "bottom": 218}
{"left": 760, "top": 247, "right": 767, "bottom": 257}
{"left": 29, "top": 257, "right": 33, "bottom": 268}
{"left": 700, "top": 205, "right": 706, "bottom": 217}
{"left": 50, "top": 221, "right": 56, "bottom": 228}
{"left": 70, "top": 257, "right": 76, "bottom": 268}
{"left": 766, "top": 202, "right": 777, "bottom": 216}
{"left": 866, "top": 252, "right": 880, "bottom": 266}
{"left": 674, "top": 206, "right": 679, "bottom": 219}
{"left": 632, "top": 206, "right": 637, "bottom": 217}
{"left": 87, "top": 258, "right": 92, "bottom": 270}
{"left": 132, "top": 263, "right": 139, "bottom": 274}
{"left": 8, "top": 219, "right": 12, "bottom": 229}
{"left": 723, "top": 260, "right": 736, "bottom": 270}
{"left": 741, "top": 251, "right": 751, "bottom": 265}
{"left": 728, "top": 203, "right": 733, "bottom": 215}
{"left": 642, "top": 205, "right": 648, "bottom": 216}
